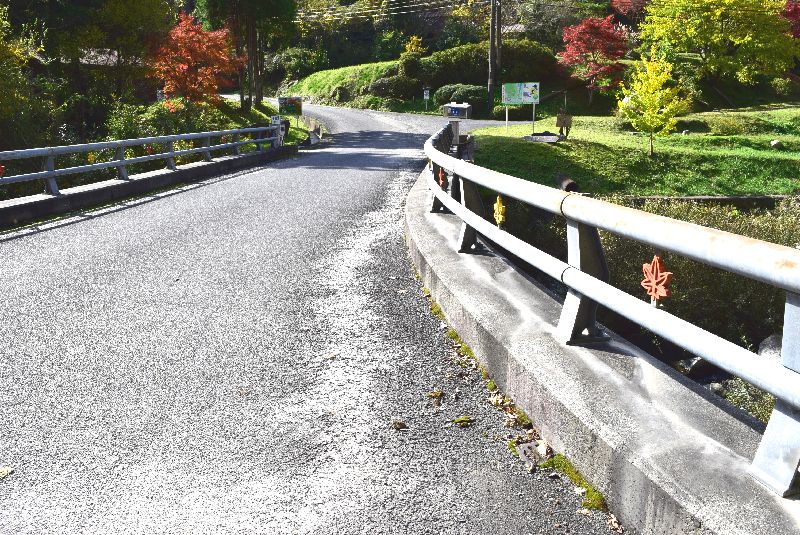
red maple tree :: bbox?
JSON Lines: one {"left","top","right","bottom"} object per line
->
{"left": 785, "top": 1, "right": 800, "bottom": 38}
{"left": 151, "top": 13, "right": 242, "bottom": 103}
{"left": 611, "top": 0, "right": 650, "bottom": 21}
{"left": 559, "top": 16, "right": 628, "bottom": 104}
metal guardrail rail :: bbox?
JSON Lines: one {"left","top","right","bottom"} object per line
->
{"left": 0, "top": 126, "right": 281, "bottom": 196}
{"left": 424, "top": 124, "right": 800, "bottom": 497}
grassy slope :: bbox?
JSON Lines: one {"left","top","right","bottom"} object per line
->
{"left": 290, "top": 61, "right": 397, "bottom": 98}
{"left": 473, "top": 109, "right": 800, "bottom": 196}
{"left": 217, "top": 100, "right": 307, "bottom": 145}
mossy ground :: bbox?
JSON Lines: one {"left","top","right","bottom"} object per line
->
{"left": 540, "top": 454, "right": 607, "bottom": 510}
{"left": 419, "top": 285, "right": 608, "bottom": 512}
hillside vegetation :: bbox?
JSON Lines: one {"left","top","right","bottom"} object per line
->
{"left": 288, "top": 40, "right": 577, "bottom": 116}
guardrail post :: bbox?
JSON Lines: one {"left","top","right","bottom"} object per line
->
{"left": 115, "top": 145, "right": 128, "bottom": 180}
{"left": 202, "top": 136, "right": 212, "bottom": 162}
{"left": 42, "top": 153, "right": 59, "bottom": 195}
{"left": 255, "top": 131, "right": 264, "bottom": 152}
{"left": 233, "top": 133, "right": 241, "bottom": 155}
{"left": 750, "top": 291, "right": 800, "bottom": 496}
{"left": 165, "top": 141, "right": 177, "bottom": 171}
{"left": 556, "top": 217, "right": 610, "bottom": 344}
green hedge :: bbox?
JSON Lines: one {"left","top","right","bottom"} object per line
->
{"left": 434, "top": 84, "right": 486, "bottom": 106}
{"left": 420, "top": 39, "right": 558, "bottom": 92}
{"left": 368, "top": 75, "right": 422, "bottom": 100}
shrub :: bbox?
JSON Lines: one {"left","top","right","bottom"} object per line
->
{"left": 492, "top": 104, "right": 533, "bottom": 120}
{"left": 434, "top": 83, "right": 481, "bottom": 105}
{"left": 329, "top": 85, "right": 350, "bottom": 102}
{"left": 374, "top": 30, "right": 406, "bottom": 61}
{"left": 398, "top": 52, "right": 422, "bottom": 78}
{"left": 421, "top": 42, "right": 487, "bottom": 89}
{"left": 707, "top": 115, "right": 747, "bottom": 136}
{"left": 350, "top": 95, "right": 386, "bottom": 110}
{"left": 106, "top": 98, "right": 243, "bottom": 140}
{"left": 368, "top": 75, "right": 421, "bottom": 99}
{"left": 420, "top": 39, "right": 558, "bottom": 91}
{"left": 267, "top": 47, "right": 328, "bottom": 81}
{"left": 501, "top": 40, "right": 560, "bottom": 84}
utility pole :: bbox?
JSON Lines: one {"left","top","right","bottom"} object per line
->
{"left": 496, "top": 0, "right": 502, "bottom": 79}
{"left": 487, "top": 0, "right": 496, "bottom": 115}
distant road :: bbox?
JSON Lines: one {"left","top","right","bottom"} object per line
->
{"left": 0, "top": 106, "right": 610, "bottom": 534}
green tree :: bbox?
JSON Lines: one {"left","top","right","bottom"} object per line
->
{"left": 640, "top": 0, "right": 798, "bottom": 101}
{"left": 196, "top": 0, "right": 296, "bottom": 110}
{"left": 618, "top": 56, "right": 691, "bottom": 156}
{"left": 96, "top": 0, "right": 175, "bottom": 97}
{"left": 0, "top": 4, "right": 49, "bottom": 148}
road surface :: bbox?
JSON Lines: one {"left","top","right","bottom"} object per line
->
{"left": 0, "top": 106, "right": 614, "bottom": 534}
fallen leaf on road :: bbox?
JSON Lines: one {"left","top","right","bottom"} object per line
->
{"left": 452, "top": 415, "right": 474, "bottom": 428}
{"left": 535, "top": 439, "right": 551, "bottom": 459}
{"left": 427, "top": 390, "right": 443, "bottom": 399}
{"left": 578, "top": 508, "right": 592, "bottom": 516}
{"left": 607, "top": 514, "right": 624, "bottom": 533}
{"left": 391, "top": 420, "right": 408, "bottom": 431}
{"left": 0, "top": 467, "right": 13, "bottom": 480}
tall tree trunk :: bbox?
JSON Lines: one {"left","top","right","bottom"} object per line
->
{"left": 487, "top": 0, "right": 496, "bottom": 115}
{"left": 235, "top": 30, "right": 245, "bottom": 110}
{"left": 243, "top": 14, "right": 255, "bottom": 113}
{"left": 255, "top": 31, "right": 264, "bottom": 105}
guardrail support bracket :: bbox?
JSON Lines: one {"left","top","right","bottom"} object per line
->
{"left": 115, "top": 146, "right": 129, "bottom": 180}
{"left": 750, "top": 291, "right": 800, "bottom": 496}
{"left": 42, "top": 155, "right": 59, "bottom": 195}
{"left": 458, "top": 177, "right": 485, "bottom": 252}
{"left": 429, "top": 163, "right": 446, "bottom": 213}
{"left": 557, "top": 218, "right": 610, "bottom": 344}
{"left": 165, "top": 142, "right": 177, "bottom": 171}
{"left": 202, "top": 137, "right": 212, "bottom": 162}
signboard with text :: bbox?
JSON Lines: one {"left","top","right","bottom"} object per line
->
{"left": 502, "top": 83, "right": 540, "bottom": 105}
{"left": 278, "top": 96, "right": 303, "bottom": 116}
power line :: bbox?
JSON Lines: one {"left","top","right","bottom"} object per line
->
{"left": 297, "top": 0, "right": 484, "bottom": 18}
{"left": 296, "top": 0, "right": 487, "bottom": 20}
{"left": 297, "top": 0, "right": 473, "bottom": 15}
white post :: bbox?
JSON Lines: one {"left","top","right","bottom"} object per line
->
{"left": 505, "top": 106, "right": 509, "bottom": 130}
{"left": 532, "top": 103, "right": 537, "bottom": 135}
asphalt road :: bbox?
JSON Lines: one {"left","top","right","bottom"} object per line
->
{"left": 0, "top": 106, "right": 614, "bottom": 534}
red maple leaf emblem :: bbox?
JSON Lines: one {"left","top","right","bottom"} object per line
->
{"left": 641, "top": 255, "right": 672, "bottom": 301}
{"left": 438, "top": 167, "right": 448, "bottom": 189}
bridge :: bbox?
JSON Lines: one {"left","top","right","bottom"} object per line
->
{"left": 1, "top": 106, "right": 799, "bottom": 534}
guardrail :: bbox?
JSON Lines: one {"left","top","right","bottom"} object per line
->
{"left": 0, "top": 126, "right": 281, "bottom": 196}
{"left": 424, "top": 123, "right": 800, "bottom": 497}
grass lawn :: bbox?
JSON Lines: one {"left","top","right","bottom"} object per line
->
{"left": 472, "top": 108, "right": 800, "bottom": 196}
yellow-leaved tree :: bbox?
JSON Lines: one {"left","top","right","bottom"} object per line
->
{"left": 618, "top": 57, "right": 691, "bottom": 157}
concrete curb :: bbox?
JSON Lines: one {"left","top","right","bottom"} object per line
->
{"left": 0, "top": 146, "right": 297, "bottom": 230}
{"left": 404, "top": 170, "right": 800, "bottom": 535}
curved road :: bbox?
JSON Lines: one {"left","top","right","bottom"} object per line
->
{"left": 0, "top": 106, "right": 613, "bottom": 534}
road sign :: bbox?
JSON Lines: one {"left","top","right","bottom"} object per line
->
{"left": 502, "top": 83, "right": 540, "bottom": 105}
{"left": 423, "top": 89, "right": 430, "bottom": 100}
{"left": 278, "top": 97, "right": 303, "bottom": 116}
